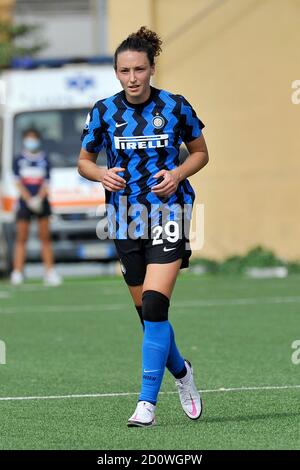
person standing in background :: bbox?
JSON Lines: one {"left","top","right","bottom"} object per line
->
{"left": 11, "top": 128, "right": 62, "bottom": 287}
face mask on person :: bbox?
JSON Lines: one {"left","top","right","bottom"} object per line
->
{"left": 23, "top": 137, "right": 41, "bottom": 152}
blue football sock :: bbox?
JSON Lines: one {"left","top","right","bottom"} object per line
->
{"left": 135, "top": 307, "right": 185, "bottom": 379}
{"left": 139, "top": 320, "right": 171, "bottom": 405}
{"left": 166, "top": 322, "right": 186, "bottom": 377}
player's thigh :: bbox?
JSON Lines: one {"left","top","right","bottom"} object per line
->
{"left": 143, "top": 259, "right": 182, "bottom": 299}
{"left": 114, "top": 239, "right": 146, "bottom": 288}
{"left": 15, "top": 219, "right": 30, "bottom": 242}
{"left": 37, "top": 217, "right": 51, "bottom": 241}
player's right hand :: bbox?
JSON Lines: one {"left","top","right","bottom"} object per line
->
{"left": 102, "top": 167, "right": 126, "bottom": 192}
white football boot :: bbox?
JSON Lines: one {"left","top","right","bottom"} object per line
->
{"left": 10, "top": 270, "right": 24, "bottom": 286}
{"left": 127, "top": 401, "right": 156, "bottom": 428}
{"left": 175, "top": 360, "right": 203, "bottom": 420}
{"left": 44, "top": 268, "right": 62, "bottom": 287}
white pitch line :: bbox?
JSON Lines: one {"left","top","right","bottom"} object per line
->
{"left": 174, "top": 296, "right": 300, "bottom": 307}
{"left": 1, "top": 296, "right": 300, "bottom": 315}
{"left": 0, "top": 279, "right": 124, "bottom": 291}
{"left": 0, "top": 292, "right": 10, "bottom": 299}
{"left": 0, "top": 304, "right": 124, "bottom": 314}
{"left": 2, "top": 285, "right": 125, "bottom": 295}
{"left": 0, "top": 384, "right": 300, "bottom": 402}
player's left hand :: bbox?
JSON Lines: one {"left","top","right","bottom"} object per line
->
{"left": 151, "top": 169, "right": 180, "bottom": 197}
{"left": 27, "top": 195, "right": 43, "bottom": 213}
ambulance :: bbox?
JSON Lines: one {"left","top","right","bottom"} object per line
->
{"left": 0, "top": 57, "right": 121, "bottom": 273}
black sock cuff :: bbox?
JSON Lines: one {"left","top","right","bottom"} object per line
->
{"left": 142, "top": 290, "right": 170, "bottom": 322}
{"left": 135, "top": 305, "right": 144, "bottom": 326}
{"left": 142, "top": 290, "right": 170, "bottom": 307}
{"left": 173, "top": 365, "right": 187, "bottom": 380}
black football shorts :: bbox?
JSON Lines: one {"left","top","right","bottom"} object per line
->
{"left": 16, "top": 197, "right": 52, "bottom": 221}
{"left": 114, "top": 232, "right": 191, "bottom": 286}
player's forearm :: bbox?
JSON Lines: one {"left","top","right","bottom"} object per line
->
{"left": 78, "top": 159, "right": 106, "bottom": 183}
{"left": 16, "top": 182, "right": 31, "bottom": 201}
{"left": 171, "top": 151, "right": 209, "bottom": 182}
{"left": 37, "top": 183, "right": 49, "bottom": 199}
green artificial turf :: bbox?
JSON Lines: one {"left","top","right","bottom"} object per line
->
{"left": 0, "top": 273, "right": 299, "bottom": 449}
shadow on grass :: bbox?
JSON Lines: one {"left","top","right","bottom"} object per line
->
{"left": 199, "top": 410, "right": 300, "bottom": 425}
{"left": 159, "top": 409, "right": 300, "bottom": 428}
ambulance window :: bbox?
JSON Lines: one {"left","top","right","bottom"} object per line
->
{"left": 13, "top": 108, "right": 107, "bottom": 168}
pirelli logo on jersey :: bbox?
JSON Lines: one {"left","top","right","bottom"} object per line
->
{"left": 114, "top": 134, "right": 169, "bottom": 150}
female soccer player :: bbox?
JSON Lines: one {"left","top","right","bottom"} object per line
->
{"left": 11, "top": 128, "right": 62, "bottom": 286}
{"left": 78, "top": 26, "right": 209, "bottom": 427}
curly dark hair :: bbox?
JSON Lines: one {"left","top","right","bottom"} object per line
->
{"left": 114, "top": 26, "right": 162, "bottom": 69}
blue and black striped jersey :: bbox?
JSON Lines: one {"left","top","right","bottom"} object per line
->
{"left": 13, "top": 151, "right": 50, "bottom": 196}
{"left": 81, "top": 86, "right": 204, "bottom": 238}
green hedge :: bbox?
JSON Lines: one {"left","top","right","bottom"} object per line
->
{"left": 190, "top": 246, "right": 300, "bottom": 275}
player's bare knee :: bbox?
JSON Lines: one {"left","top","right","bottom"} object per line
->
{"left": 16, "top": 233, "right": 28, "bottom": 243}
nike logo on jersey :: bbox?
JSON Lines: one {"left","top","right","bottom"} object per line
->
{"left": 163, "top": 247, "right": 176, "bottom": 252}
{"left": 116, "top": 122, "right": 127, "bottom": 128}
{"left": 114, "top": 134, "right": 169, "bottom": 150}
